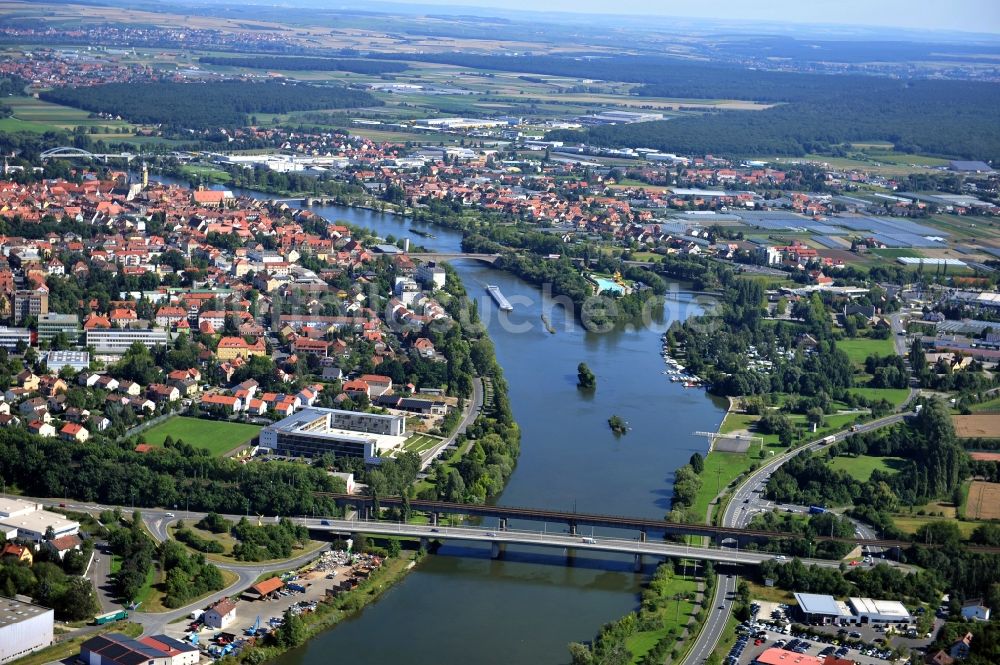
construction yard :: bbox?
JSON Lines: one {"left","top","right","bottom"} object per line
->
{"left": 168, "top": 548, "right": 386, "bottom": 653}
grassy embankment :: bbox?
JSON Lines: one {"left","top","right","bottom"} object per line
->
{"left": 625, "top": 570, "right": 701, "bottom": 664}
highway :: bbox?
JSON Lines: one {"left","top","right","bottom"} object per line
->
{"left": 682, "top": 406, "right": 916, "bottom": 665}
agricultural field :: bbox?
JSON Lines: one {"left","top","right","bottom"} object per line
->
{"left": 952, "top": 414, "right": 1000, "bottom": 438}
{"left": 3, "top": 96, "right": 136, "bottom": 134}
{"left": 141, "top": 416, "right": 261, "bottom": 456}
{"left": 827, "top": 455, "right": 906, "bottom": 481}
{"left": 966, "top": 480, "right": 1000, "bottom": 520}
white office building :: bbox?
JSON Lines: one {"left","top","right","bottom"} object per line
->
{"left": 415, "top": 262, "right": 446, "bottom": 290}
{"left": 260, "top": 407, "right": 407, "bottom": 461}
{"left": 86, "top": 329, "right": 169, "bottom": 354}
{"left": 0, "top": 327, "right": 31, "bottom": 352}
{"left": 42, "top": 350, "right": 90, "bottom": 373}
{"left": 0, "top": 596, "right": 54, "bottom": 664}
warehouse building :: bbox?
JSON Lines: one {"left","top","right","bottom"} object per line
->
{"left": 0, "top": 596, "right": 54, "bottom": 664}
{"left": 80, "top": 633, "right": 198, "bottom": 665}
{"left": 847, "top": 597, "right": 911, "bottom": 625}
{"left": 0, "top": 498, "right": 80, "bottom": 543}
{"left": 260, "top": 407, "right": 407, "bottom": 461}
{"left": 794, "top": 592, "right": 911, "bottom": 626}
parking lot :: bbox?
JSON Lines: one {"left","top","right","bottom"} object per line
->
{"left": 727, "top": 600, "right": 937, "bottom": 665}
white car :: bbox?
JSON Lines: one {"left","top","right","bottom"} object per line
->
{"left": 165, "top": 512, "right": 175, "bottom": 517}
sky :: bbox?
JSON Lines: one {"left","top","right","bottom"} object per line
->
{"left": 383, "top": 0, "right": 1000, "bottom": 34}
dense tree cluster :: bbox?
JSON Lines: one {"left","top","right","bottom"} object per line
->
{"left": 231, "top": 517, "right": 311, "bottom": 562}
{"left": 420, "top": 268, "right": 521, "bottom": 504}
{"left": 933, "top": 620, "right": 1000, "bottom": 665}
{"left": 462, "top": 229, "right": 665, "bottom": 326}
{"left": 766, "top": 400, "right": 968, "bottom": 510}
{"left": 199, "top": 56, "right": 407, "bottom": 74}
{"left": 159, "top": 539, "right": 225, "bottom": 608}
{"left": 108, "top": 512, "right": 155, "bottom": 603}
{"left": 0, "top": 428, "right": 347, "bottom": 516}
{"left": 40, "top": 81, "right": 378, "bottom": 130}
{"left": 0, "top": 546, "right": 99, "bottom": 620}
{"left": 758, "top": 558, "right": 942, "bottom": 604}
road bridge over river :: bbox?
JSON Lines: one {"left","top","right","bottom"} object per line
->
{"left": 408, "top": 251, "right": 501, "bottom": 264}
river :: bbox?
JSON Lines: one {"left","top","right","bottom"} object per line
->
{"left": 158, "top": 178, "right": 727, "bottom": 663}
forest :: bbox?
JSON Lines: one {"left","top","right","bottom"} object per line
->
{"left": 40, "top": 81, "right": 378, "bottom": 130}
{"left": 546, "top": 84, "right": 1000, "bottom": 162}
{"left": 377, "top": 52, "right": 998, "bottom": 104}
{"left": 383, "top": 54, "right": 1000, "bottom": 160}
{"left": 199, "top": 55, "right": 408, "bottom": 74}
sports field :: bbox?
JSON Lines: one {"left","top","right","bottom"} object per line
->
{"left": 142, "top": 416, "right": 261, "bottom": 456}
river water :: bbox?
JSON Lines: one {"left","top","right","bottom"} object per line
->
{"left": 159, "top": 178, "right": 727, "bottom": 663}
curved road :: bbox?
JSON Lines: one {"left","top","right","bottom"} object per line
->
{"left": 682, "top": 409, "right": 914, "bottom": 665}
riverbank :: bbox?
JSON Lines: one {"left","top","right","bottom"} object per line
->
{"left": 150, "top": 174, "right": 726, "bottom": 664}
{"left": 235, "top": 550, "right": 422, "bottom": 664}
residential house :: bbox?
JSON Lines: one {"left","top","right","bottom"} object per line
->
{"left": 44, "top": 534, "right": 82, "bottom": 560}
{"left": 359, "top": 374, "right": 392, "bottom": 397}
{"left": 960, "top": 600, "right": 990, "bottom": 622}
{"left": 27, "top": 420, "right": 56, "bottom": 437}
{"left": 950, "top": 633, "right": 973, "bottom": 660}
{"left": 1, "top": 542, "right": 33, "bottom": 565}
{"left": 148, "top": 383, "right": 180, "bottom": 403}
{"left": 200, "top": 394, "right": 241, "bottom": 414}
{"left": 60, "top": 423, "right": 89, "bottom": 443}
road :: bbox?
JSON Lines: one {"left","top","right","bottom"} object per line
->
{"left": 682, "top": 409, "right": 914, "bottom": 665}
{"left": 419, "top": 376, "right": 484, "bottom": 469}
{"left": 2, "top": 497, "right": 330, "bottom": 637}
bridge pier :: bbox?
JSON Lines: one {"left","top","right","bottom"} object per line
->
{"left": 569, "top": 521, "right": 578, "bottom": 536}
{"left": 634, "top": 554, "right": 643, "bottom": 572}
{"left": 499, "top": 518, "right": 508, "bottom": 531}
{"left": 639, "top": 530, "right": 647, "bottom": 543}
{"left": 420, "top": 537, "right": 429, "bottom": 551}
{"left": 490, "top": 541, "right": 503, "bottom": 559}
